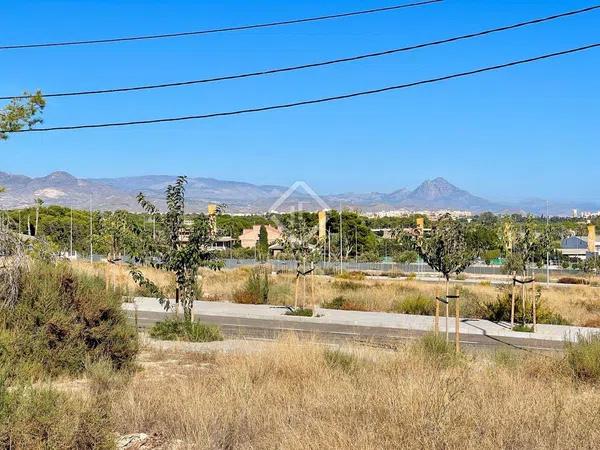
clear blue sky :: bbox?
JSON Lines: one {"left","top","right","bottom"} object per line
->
{"left": 1, "top": 0, "right": 599, "bottom": 202}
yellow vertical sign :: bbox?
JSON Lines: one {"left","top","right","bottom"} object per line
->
{"left": 588, "top": 224, "right": 596, "bottom": 253}
{"left": 318, "top": 210, "right": 327, "bottom": 241}
{"left": 416, "top": 217, "right": 424, "bottom": 233}
{"left": 208, "top": 204, "right": 217, "bottom": 235}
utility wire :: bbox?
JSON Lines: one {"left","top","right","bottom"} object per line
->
{"left": 4, "top": 43, "right": 598, "bottom": 134}
{"left": 3, "top": 4, "right": 598, "bottom": 100}
{"left": 0, "top": 0, "right": 442, "bottom": 50}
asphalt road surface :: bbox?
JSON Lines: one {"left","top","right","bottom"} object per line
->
{"left": 127, "top": 310, "right": 564, "bottom": 352}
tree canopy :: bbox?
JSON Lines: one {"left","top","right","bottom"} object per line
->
{"left": 0, "top": 92, "right": 45, "bottom": 140}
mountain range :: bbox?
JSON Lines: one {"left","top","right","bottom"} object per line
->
{"left": 0, "top": 171, "right": 596, "bottom": 216}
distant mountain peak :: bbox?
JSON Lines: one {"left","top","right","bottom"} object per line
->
{"left": 0, "top": 170, "right": 593, "bottom": 215}
{"left": 411, "top": 177, "right": 460, "bottom": 200}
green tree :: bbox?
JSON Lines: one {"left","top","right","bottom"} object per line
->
{"left": 98, "top": 210, "right": 134, "bottom": 261}
{"left": 130, "top": 176, "right": 222, "bottom": 321}
{"left": 393, "top": 250, "right": 419, "bottom": 264}
{"left": 402, "top": 215, "right": 479, "bottom": 296}
{"left": 0, "top": 92, "right": 45, "bottom": 140}
{"left": 257, "top": 224, "right": 269, "bottom": 261}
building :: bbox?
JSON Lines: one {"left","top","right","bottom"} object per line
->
{"left": 211, "top": 236, "right": 237, "bottom": 251}
{"left": 560, "top": 225, "right": 599, "bottom": 260}
{"left": 239, "top": 224, "right": 282, "bottom": 249}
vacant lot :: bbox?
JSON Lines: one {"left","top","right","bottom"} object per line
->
{"left": 104, "top": 335, "right": 600, "bottom": 449}
{"left": 74, "top": 262, "right": 600, "bottom": 327}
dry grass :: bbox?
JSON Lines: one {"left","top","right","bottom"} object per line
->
{"left": 73, "top": 262, "right": 600, "bottom": 327}
{"left": 108, "top": 336, "right": 600, "bottom": 449}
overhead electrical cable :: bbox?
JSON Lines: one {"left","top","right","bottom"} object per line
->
{"left": 3, "top": 43, "right": 598, "bottom": 134}
{"left": 0, "top": 0, "right": 442, "bottom": 50}
{"left": 2, "top": 4, "right": 598, "bottom": 100}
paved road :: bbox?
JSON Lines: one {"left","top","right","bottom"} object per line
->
{"left": 126, "top": 309, "right": 564, "bottom": 352}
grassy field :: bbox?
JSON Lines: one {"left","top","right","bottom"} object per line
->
{"left": 102, "top": 336, "right": 600, "bottom": 448}
{"left": 74, "top": 261, "right": 600, "bottom": 328}
{"left": 8, "top": 261, "right": 600, "bottom": 448}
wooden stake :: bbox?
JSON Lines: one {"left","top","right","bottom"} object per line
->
{"left": 521, "top": 273, "right": 526, "bottom": 326}
{"left": 434, "top": 288, "right": 440, "bottom": 336}
{"left": 532, "top": 279, "right": 537, "bottom": 332}
{"left": 510, "top": 273, "right": 516, "bottom": 328}
{"left": 311, "top": 262, "right": 315, "bottom": 317}
{"left": 455, "top": 287, "right": 461, "bottom": 353}
{"left": 445, "top": 279, "right": 449, "bottom": 343}
{"left": 294, "top": 274, "right": 299, "bottom": 309}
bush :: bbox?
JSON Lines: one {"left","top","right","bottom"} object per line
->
{"left": 557, "top": 277, "right": 589, "bottom": 285}
{"left": 335, "top": 271, "right": 366, "bottom": 281}
{"left": 322, "top": 296, "right": 368, "bottom": 312}
{"left": 0, "top": 380, "right": 113, "bottom": 448}
{"left": 233, "top": 267, "right": 270, "bottom": 304}
{"left": 284, "top": 307, "right": 314, "bottom": 317}
{"left": 391, "top": 295, "right": 434, "bottom": 315}
{"left": 0, "top": 261, "right": 138, "bottom": 380}
{"left": 476, "top": 287, "right": 570, "bottom": 325}
{"left": 333, "top": 280, "right": 362, "bottom": 291}
{"left": 322, "top": 296, "right": 345, "bottom": 309}
{"left": 565, "top": 333, "right": 600, "bottom": 382}
{"left": 324, "top": 349, "right": 359, "bottom": 374}
{"left": 416, "top": 333, "right": 457, "bottom": 366}
{"left": 149, "top": 318, "right": 223, "bottom": 342}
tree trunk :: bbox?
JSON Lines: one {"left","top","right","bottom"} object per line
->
{"left": 35, "top": 206, "right": 39, "bottom": 237}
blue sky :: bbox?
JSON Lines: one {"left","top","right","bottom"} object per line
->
{"left": 1, "top": 0, "right": 599, "bottom": 202}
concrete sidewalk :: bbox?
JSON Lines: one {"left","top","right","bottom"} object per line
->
{"left": 123, "top": 297, "right": 599, "bottom": 343}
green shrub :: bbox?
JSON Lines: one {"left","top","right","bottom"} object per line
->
{"left": 149, "top": 318, "right": 223, "bottom": 342}
{"left": 416, "top": 333, "right": 457, "bottom": 365}
{"left": 0, "top": 261, "right": 138, "bottom": 380}
{"left": 393, "top": 250, "right": 418, "bottom": 264}
{"left": 284, "top": 307, "right": 314, "bottom": 317}
{"left": 565, "top": 333, "right": 600, "bottom": 382}
{"left": 512, "top": 324, "right": 534, "bottom": 332}
{"left": 335, "top": 271, "right": 366, "bottom": 281}
{"left": 233, "top": 266, "right": 270, "bottom": 304}
{"left": 322, "top": 296, "right": 368, "bottom": 311}
{"left": 324, "top": 349, "right": 359, "bottom": 374}
{"left": 333, "top": 280, "right": 362, "bottom": 291}
{"left": 0, "top": 380, "right": 113, "bottom": 449}
{"left": 323, "top": 296, "right": 345, "bottom": 309}
{"left": 391, "top": 295, "right": 434, "bottom": 315}
{"left": 476, "top": 288, "right": 570, "bottom": 325}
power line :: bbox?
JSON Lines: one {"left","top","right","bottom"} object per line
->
{"left": 3, "top": 4, "right": 598, "bottom": 100}
{"left": 0, "top": 0, "right": 442, "bottom": 50}
{"left": 3, "top": 43, "right": 598, "bottom": 134}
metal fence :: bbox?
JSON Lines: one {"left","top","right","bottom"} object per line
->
{"left": 223, "top": 258, "right": 581, "bottom": 278}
